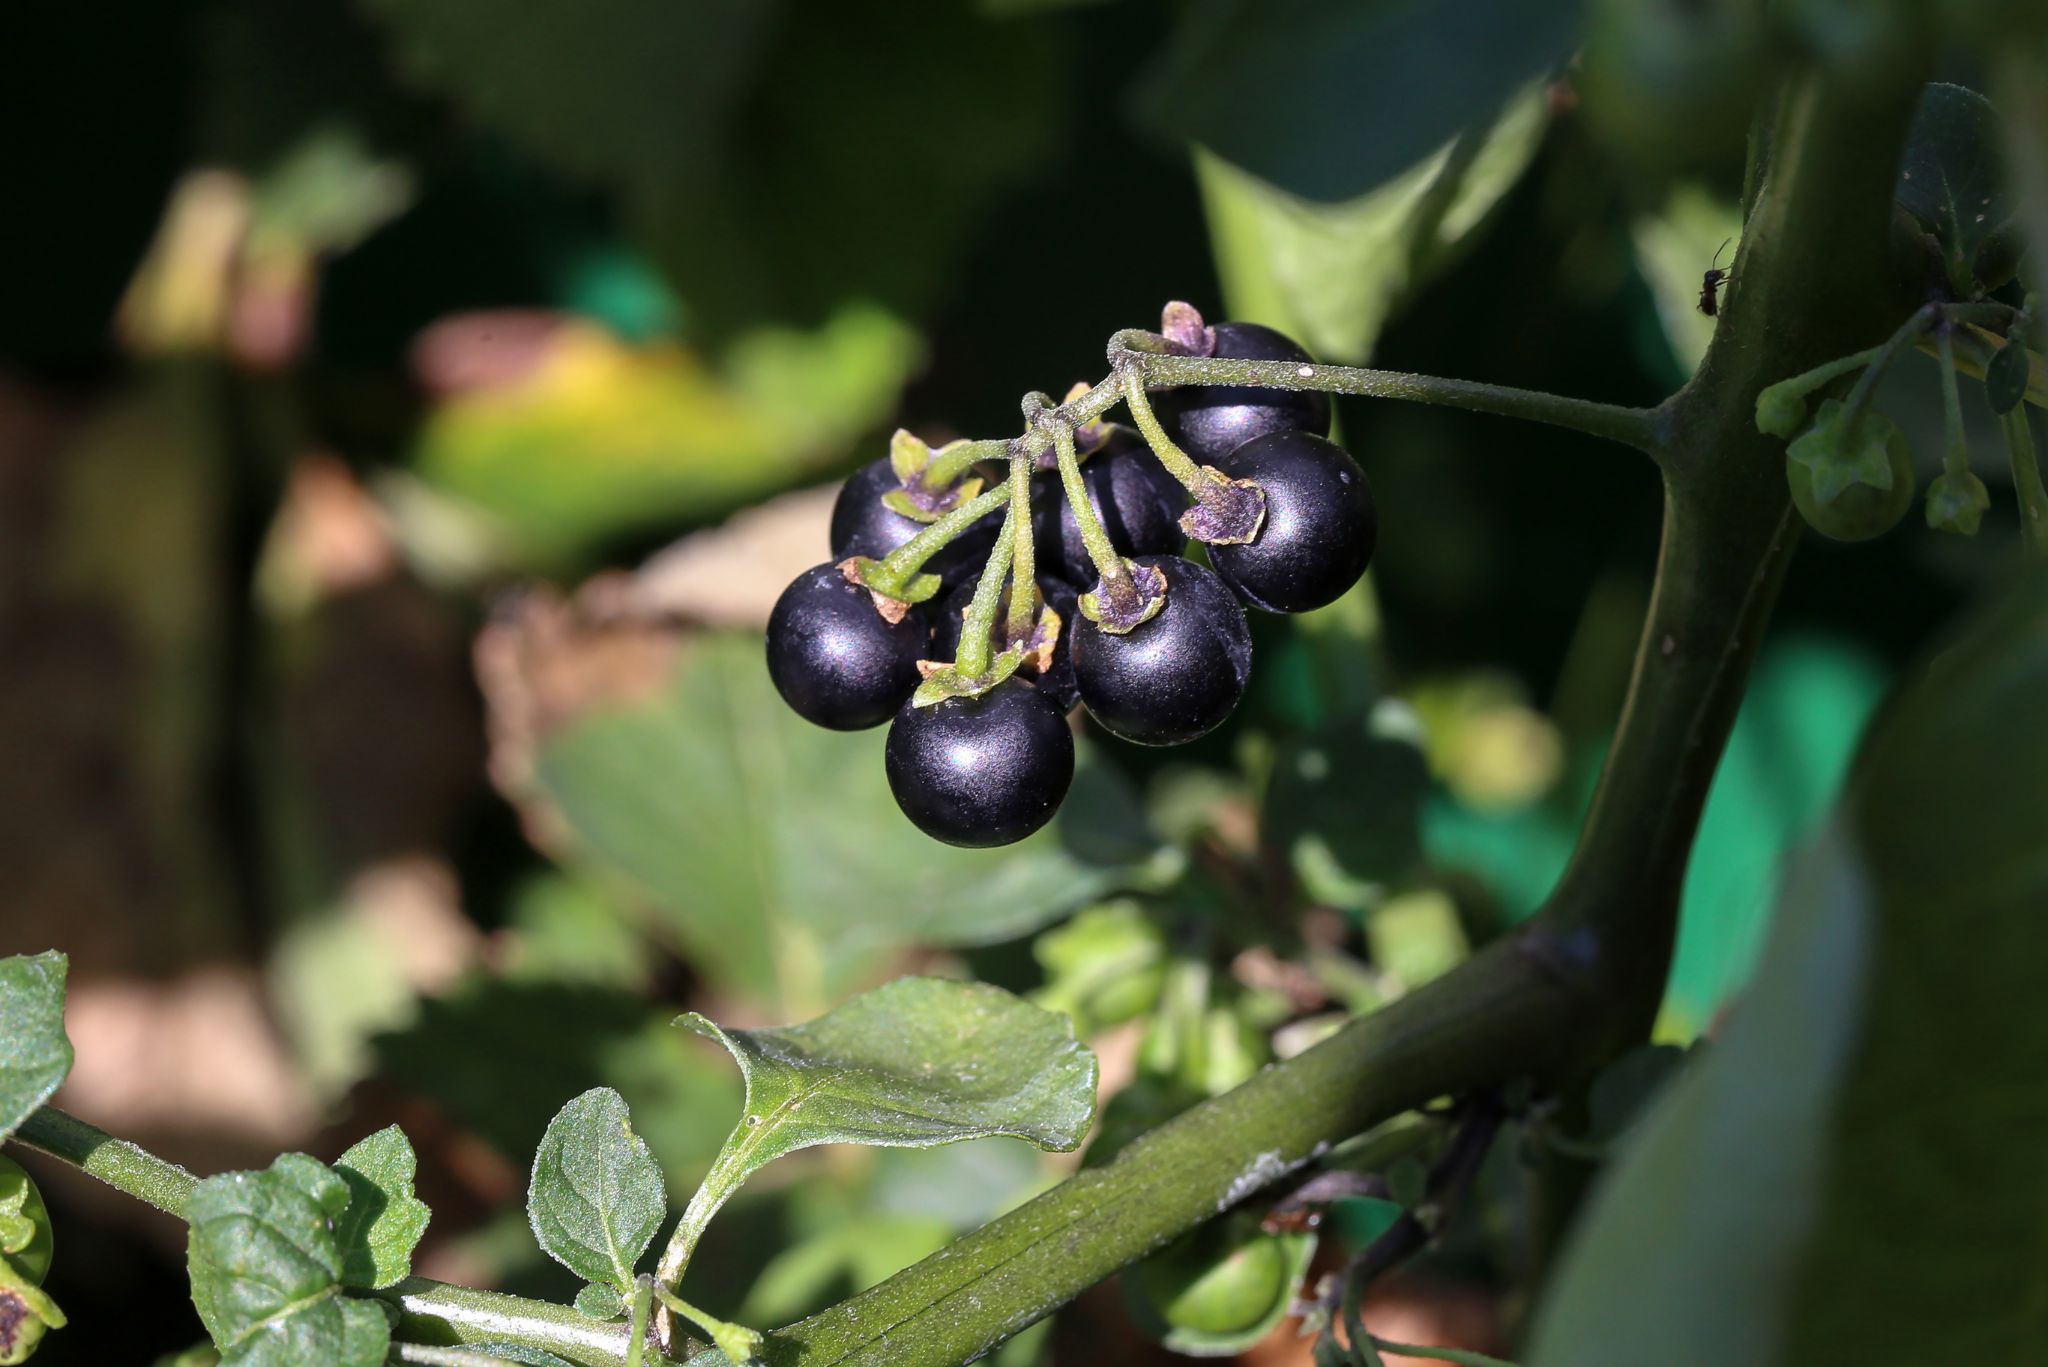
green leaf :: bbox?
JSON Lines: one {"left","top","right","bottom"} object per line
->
{"left": 331, "top": 1126, "right": 430, "bottom": 1290}
{"left": 678, "top": 979, "right": 1095, "bottom": 1233}
{"left": 185, "top": 1154, "right": 392, "bottom": 1367}
{"left": 530, "top": 633, "right": 1168, "bottom": 1007}
{"left": 1195, "top": 84, "right": 1548, "bottom": 363}
{"left": 1780, "top": 569, "right": 2048, "bottom": 1361}
{"left": 1986, "top": 332, "right": 2031, "bottom": 415}
{"left": 1896, "top": 82, "right": 2009, "bottom": 275}
{"left": 572, "top": 1282, "right": 625, "bottom": 1320}
{"left": 526, "top": 1088, "right": 666, "bottom": 1296}
{"left": 0, "top": 953, "right": 72, "bottom": 1143}
{"left": 1264, "top": 707, "right": 1430, "bottom": 910}
{"left": 1525, "top": 825, "right": 1875, "bottom": 1367}
{"left": 1136, "top": 0, "right": 1580, "bottom": 204}
{"left": 1532, "top": 570, "right": 2048, "bottom": 1365}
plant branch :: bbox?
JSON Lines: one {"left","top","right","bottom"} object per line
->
{"left": 8, "top": 1106, "right": 196, "bottom": 1218}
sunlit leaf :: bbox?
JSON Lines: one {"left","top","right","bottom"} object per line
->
{"left": 185, "top": 1155, "right": 391, "bottom": 1367}
{"left": 331, "top": 1127, "right": 430, "bottom": 1291}
{"left": 0, "top": 953, "right": 72, "bottom": 1143}
{"left": 679, "top": 978, "right": 1096, "bottom": 1200}
{"left": 526, "top": 1088, "right": 666, "bottom": 1297}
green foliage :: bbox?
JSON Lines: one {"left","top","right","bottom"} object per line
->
{"left": 1262, "top": 707, "right": 1430, "bottom": 908}
{"left": 185, "top": 1155, "right": 394, "bottom": 1367}
{"left": 1580, "top": 0, "right": 1766, "bottom": 174}
{"left": 1194, "top": 85, "right": 1548, "bottom": 364}
{"left": 1897, "top": 83, "right": 2010, "bottom": 291}
{"left": 1532, "top": 570, "right": 2048, "bottom": 1365}
{"left": 0, "top": 954, "right": 72, "bottom": 1143}
{"left": 532, "top": 633, "right": 1167, "bottom": 1008}
{"left": 330, "top": 1127, "right": 431, "bottom": 1291}
{"left": 1137, "top": 0, "right": 1580, "bottom": 204}
{"left": 1986, "top": 332, "right": 2032, "bottom": 414}
{"left": 680, "top": 979, "right": 1097, "bottom": 1179}
{"left": 526, "top": 1089, "right": 666, "bottom": 1303}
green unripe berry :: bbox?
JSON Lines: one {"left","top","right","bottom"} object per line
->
{"left": 1926, "top": 469, "right": 1991, "bottom": 536}
{"left": 1785, "top": 398, "right": 1916, "bottom": 542}
{"left": 0, "top": 1158, "right": 51, "bottom": 1288}
{"left": 1124, "top": 1217, "right": 1315, "bottom": 1354}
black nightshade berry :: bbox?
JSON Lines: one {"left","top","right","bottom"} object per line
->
{"left": 829, "top": 456, "right": 1000, "bottom": 593}
{"left": 1070, "top": 555, "right": 1252, "bottom": 746}
{"left": 1153, "top": 322, "right": 1331, "bottom": 462}
{"left": 885, "top": 681, "right": 1075, "bottom": 847}
{"left": 1208, "top": 431, "right": 1376, "bottom": 613}
{"left": 933, "top": 575, "right": 1081, "bottom": 711}
{"left": 766, "top": 563, "right": 929, "bottom": 731}
{"left": 1032, "top": 432, "right": 1187, "bottom": 584}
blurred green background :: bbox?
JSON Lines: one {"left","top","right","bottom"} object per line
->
{"left": 1, "top": 2, "right": 2029, "bottom": 1363}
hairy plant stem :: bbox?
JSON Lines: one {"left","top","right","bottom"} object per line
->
{"left": 952, "top": 506, "right": 1016, "bottom": 679}
{"left": 1050, "top": 421, "right": 1132, "bottom": 608}
{"left": 1119, "top": 364, "right": 1210, "bottom": 492}
{"left": 10, "top": 1106, "right": 196, "bottom": 1217}
{"left": 865, "top": 486, "right": 1009, "bottom": 596}
{"left": 1004, "top": 447, "right": 1037, "bottom": 639}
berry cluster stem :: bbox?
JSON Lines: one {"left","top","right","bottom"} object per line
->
{"left": 1118, "top": 364, "right": 1211, "bottom": 492}
{"left": 1005, "top": 444, "right": 1037, "bottom": 639}
{"left": 864, "top": 485, "right": 1008, "bottom": 595}
{"left": 954, "top": 506, "right": 1017, "bottom": 679}
{"left": 1840, "top": 303, "right": 1940, "bottom": 426}
{"left": 922, "top": 438, "right": 1006, "bottom": 491}
{"left": 1937, "top": 330, "right": 1970, "bottom": 481}
{"left": 1052, "top": 420, "right": 1138, "bottom": 611}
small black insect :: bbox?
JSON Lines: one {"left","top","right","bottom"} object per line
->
{"left": 1698, "top": 238, "right": 1735, "bottom": 317}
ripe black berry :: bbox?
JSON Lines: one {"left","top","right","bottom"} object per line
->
{"left": 1032, "top": 432, "right": 1187, "bottom": 584}
{"left": 885, "top": 681, "right": 1075, "bottom": 847}
{"left": 933, "top": 575, "right": 1081, "bottom": 710}
{"left": 1153, "top": 322, "right": 1331, "bottom": 462}
{"left": 766, "top": 563, "right": 929, "bottom": 730}
{"left": 1208, "top": 431, "right": 1376, "bottom": 613}
{"left": 829, "top": 457, "right": 999, "bottom": 592}
{"left": 1071, "top": 555, "right": 1252, "bottom": 746}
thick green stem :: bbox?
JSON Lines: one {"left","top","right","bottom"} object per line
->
{"left": 1131, "top": 352, "right": 1660, "bottom": 456}
{"left": 9, "top": 1107, "right": 196, "bottom": 1218}
{"left": 1004, "top": 447, "right": 1037, "bottom": 640}
{"left": 382, "top": 1278, "right": 651, "bottom": 1367}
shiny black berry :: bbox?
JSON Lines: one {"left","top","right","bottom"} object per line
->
{"left": 1071, "top": 555, "right": 1252, "bottom": 746}
{"left": 1153, "top": 322, "right": 1331, "bottom": 462}
{"left": 1032, "top": 432, "right": 1187, "bottom": 584}
{"left": 829, "top": 456, "right": 999, "bottom": 592}
{"left": 1208, "top": 431, "right": 1376, "bottom": 613}
{"left": 885, "top": 681, "right": 1075, "bottom": 847}
{"left": 766, "top": 563, "right": 928, "bottom": 731}
{"left": 933, "top": 575, "right": 1081, "bottom": 711}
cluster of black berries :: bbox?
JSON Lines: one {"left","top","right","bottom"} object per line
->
{"left": 765, "top": 320, "right": 1377, "bottom": 848}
